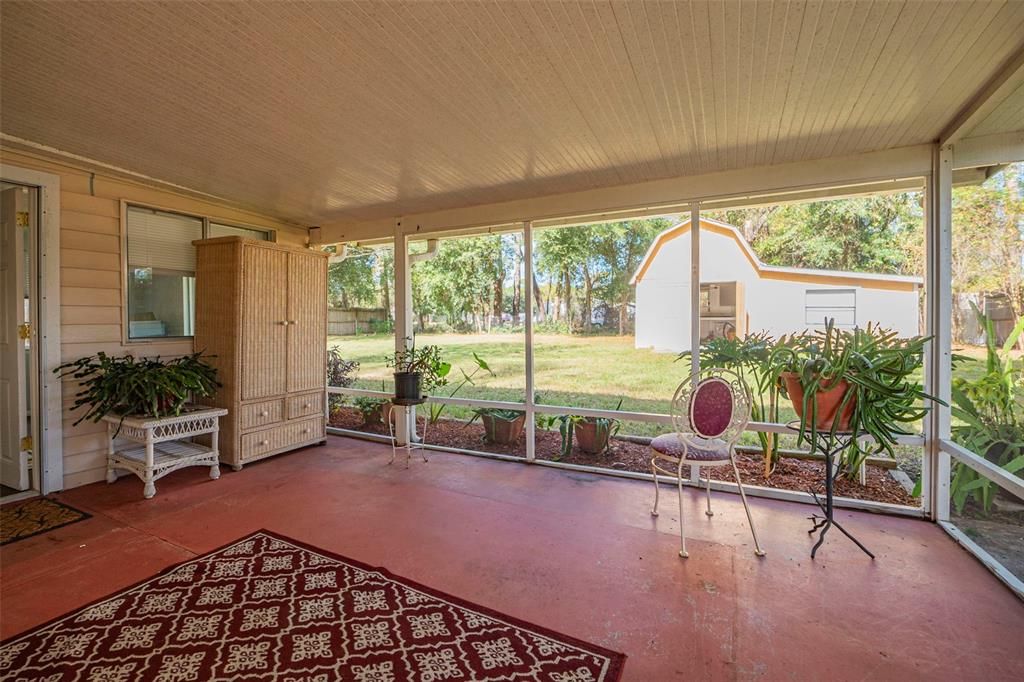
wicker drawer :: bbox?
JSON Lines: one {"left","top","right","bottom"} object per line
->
{"left": 287, "top": 391, "right": 323, "bottom": 420}
{"left": 240, "top": 416, "right": 324, "bottom": 461}
{"left": 240, "top": 399, "right": 283, "bottom": 431}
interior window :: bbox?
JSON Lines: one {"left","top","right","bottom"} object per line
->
{"left": 126, "top": 206, "right": 202, "bottom": 339}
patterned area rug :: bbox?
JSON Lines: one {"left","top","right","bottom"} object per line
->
{"left": 0, "top": 530, "right": 626, "bottom": 681}
{"left": 0, "top": 497, "right": 91, "bottom": 546}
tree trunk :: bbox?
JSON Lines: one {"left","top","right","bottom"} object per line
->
{"left": 582, "top": 264, "right": 593, "bottom": 334}
{"left": 563, "top": 269, "right": 572, "bottom": 329}
{"left": 533, "top": 273, "right": 545, "bottom": 322}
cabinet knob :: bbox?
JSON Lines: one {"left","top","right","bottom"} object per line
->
{"left": 261, "top": 440, "right": 269, "bottom": 446}
{"left": 303, "top": 403, "right": 310, "bottom": 408}
{"left": 302, "top": 429, "right": 309, "bottom": 434}
{"left": 261, "top": 410, "right": 269, "bottom": 417}
{"left": 288, "top": 320, "right": 297, "bottom": 325}
{"left": 278, "top": 321, "right": 289, "bottom": 326}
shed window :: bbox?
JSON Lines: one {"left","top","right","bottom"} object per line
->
{"left": 126, "top": 208, "right": 273, "bottom": 340}
{"left": 805, "top": 288, "right": 856, "bottom": 328}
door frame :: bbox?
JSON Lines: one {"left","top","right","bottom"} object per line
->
{"left": 1, "top": 163, "right": 63, "bottom": 494}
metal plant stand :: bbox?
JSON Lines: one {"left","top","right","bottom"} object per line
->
{"left": 104, "top": 405, "right": 227, "bottom": 499}
{"left": 787, "top": 422, "right": 876, "bottom": 559}
{"left": 388, "top": 398, "right": 428, "bottom": 468}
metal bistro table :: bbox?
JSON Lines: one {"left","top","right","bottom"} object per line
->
{"left": 388, "top": 397, "right": 429, "bottom": 468}
{"left": 787, "top": 421, "right": 876, "bottom": 559}
{"left": 104, "top": 405, "right": 227, "bottom": 499}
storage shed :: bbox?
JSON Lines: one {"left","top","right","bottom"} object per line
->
{"left": 632, "top": 218, "right": 921, "bottom": 353}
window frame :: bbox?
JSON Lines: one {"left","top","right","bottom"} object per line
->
{"left": 120, "top": 201, "right": 277, "bottom": 344}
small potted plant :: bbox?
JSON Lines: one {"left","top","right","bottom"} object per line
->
{"left": 55, "top": 352, "right": 220, "bottom": 431}
{"left": 385, "top": 338, "right": 451, "bottom": 402}
{"left": 470, "top": 408, "right": 526, "bottom": 445}
{"left": 354, "top": 396, "right": 393, "bottom": 427}
{"left": 545, "top": 399, "right": 623, "bottom": 458}
{"left": 767, "top": 320, "right": 938, "bottom": 477}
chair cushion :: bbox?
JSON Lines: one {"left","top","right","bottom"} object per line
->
{"left": 650, "top": 433, "right": 730, "bottom": 461}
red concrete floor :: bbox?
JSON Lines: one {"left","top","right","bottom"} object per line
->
{"left": 2, "top": 436, "right": 1022, "bottom": 681}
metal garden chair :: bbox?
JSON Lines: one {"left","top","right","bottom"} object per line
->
{"left": 649, "top": 367, "right": 766, "bottom": 558}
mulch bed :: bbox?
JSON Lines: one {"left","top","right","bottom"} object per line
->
{"left": 329, "top": 408, "right": 914, "bottom": 506}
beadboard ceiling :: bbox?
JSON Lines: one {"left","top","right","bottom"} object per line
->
{"left": 2, "top": 1, "right": 1023, "bottom": 225}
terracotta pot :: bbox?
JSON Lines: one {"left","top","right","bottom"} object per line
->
{"left": 780, "top": 372, "right": 856, "bottom": 431}
{"left": 481, "top": 414, "right": 526, "bottom": 445}
{"left": 574, "top": 419, "right": 611, "bottom": 454}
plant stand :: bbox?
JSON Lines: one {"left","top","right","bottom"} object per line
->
{"left": 103, "top": 406, "right": 228, "bottom": 499}
{"left": 388, "top": 397, "right": 428, "bottom": 468}
{"left": 787, "top": 422, "right": 875, "bottom": 559}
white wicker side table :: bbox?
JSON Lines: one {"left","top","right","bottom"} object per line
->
{"left": 103, "top": 405, "right": 228, "bottom": 499}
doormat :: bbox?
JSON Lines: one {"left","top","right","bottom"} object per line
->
{"left": 0, "top": 497, "right": 91, "bottom": 546}
{"left": 0, "top": 529, "right": 626, "bottom": 680}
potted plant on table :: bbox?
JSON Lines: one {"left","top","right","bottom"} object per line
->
{"left": 55, "top": 352, "right": 220, "bottom": 432}
{"left": 767, "top": 320, "right": 938, "bottom": 479}
{"left": 469, "top": 408, "right": 526, "bottom": 445}
{"left": 385, "top": 338, "right": 451, "bottom": 402}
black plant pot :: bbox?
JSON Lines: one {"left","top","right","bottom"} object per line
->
{"left": 394, "top": 372, "right": 421, "bottom": 401}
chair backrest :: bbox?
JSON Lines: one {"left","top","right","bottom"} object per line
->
{"left": 670, "top": 367, "right": 751, "bottom": 445}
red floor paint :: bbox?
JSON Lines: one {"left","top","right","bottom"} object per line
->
{"left": 2, "top": 436, "right": 1022, "bottom": 680}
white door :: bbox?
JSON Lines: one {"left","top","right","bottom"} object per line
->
{"left": 1, "top": 186, "right": 31, "bottom": 491}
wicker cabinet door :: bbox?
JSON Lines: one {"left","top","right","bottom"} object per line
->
{"left": 286, "top": 252, "right": 327, "bottom": 394}
{"left": 241, "top": 246, "right": 288, "bottom": 400}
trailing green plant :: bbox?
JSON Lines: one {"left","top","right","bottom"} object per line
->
{"left": 385, "top": 337, "right": 451, "bottom": 393}
{"left": 353, "top": 395, "right": 391, "bottom": 424}
{"left": 679, "top": 332, "right": 780, "bottom": 475}
{"left": 55, "top": 352, "right": 220, "bottom": 428}
{"left": 767, "top": 320, "right": 937, "bottom": 479}
{"left": 948, "top": 305, "right": 1024, "bottom": 514}
{"left": 427, "top": 352, "right": 493, "bottom": 425}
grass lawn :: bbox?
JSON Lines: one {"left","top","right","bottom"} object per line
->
{"left": 328, "top": 332, "right": 1007, "bottom": 441}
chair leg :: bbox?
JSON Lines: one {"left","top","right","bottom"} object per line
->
{"left": 650, "top": 456, "right": 660, "bottom": 517}
{"left": 704, "top": 467, "right": 714, "bottom": 517}
{"left": 731, "top": 457, "right": 766, "bottom": 557}
{"left": 677, "top": 461, "right": 688, "bottom": 558}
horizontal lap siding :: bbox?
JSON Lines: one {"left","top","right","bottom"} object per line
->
{"left": 2, "top": 148, "right": 309, "bottom": 490}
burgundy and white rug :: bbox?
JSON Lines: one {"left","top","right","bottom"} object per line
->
{"left": 1, "top": 530, "right": 625, "bottom": 681}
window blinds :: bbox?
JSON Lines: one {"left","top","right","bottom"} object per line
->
{"left": 126, "top": 206, "right": 203, "bottom": 272}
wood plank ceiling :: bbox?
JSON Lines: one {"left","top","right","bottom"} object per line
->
{"left": 2, "top": 1, "right": 1023, "bottom": 225}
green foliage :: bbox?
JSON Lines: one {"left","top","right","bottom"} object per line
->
{"left": 539, "top": 399, "right": 623, "bottom": 460}
{"left": 679, "top": 332, "right": 781, "bottom": 473}
{"left": 949, "top": 305, "right": 1024, "bottom": 514}
{"left": 328, "top": 247, "right": 393, "bottom": 312}
{"left": 426, "top": 352, "right": 494, "bottom": 425}
{"left": 533, "top": 218, "right": 669, "bottom": 333}
{"left": 385, "top": 339, "right": 451, "bottom": 394}
{"left": 56, "top": 352, "right": 220, "bottom": 428}
{"left": 767, "top": 321, "right": 936, "bottom": 478}
{"left": 327, "top": 348, "right": 360, "bottom": 412}
{"left": 353, "top": 396, "right": 390, "bottom": 424}
{"left": 706, "top": 194, "right": 922, "bottom": 276}
{"left": 470, "top": 408, "right": 525, "bottom": 422}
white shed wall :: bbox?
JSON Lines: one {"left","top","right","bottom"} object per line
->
{"left": 635, "top": 227, "right": 920, "bottom": 353}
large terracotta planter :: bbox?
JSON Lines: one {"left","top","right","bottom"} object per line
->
{"left": 574, "top": 419, "right": 611, "bottom": 454}
{"left": 780, "top": 372, "right": 856, "bottom": 432}
{"left": 480, "top": 413, "right": 526, "bottom": 445}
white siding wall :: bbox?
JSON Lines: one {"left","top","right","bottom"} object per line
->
{"left": 635, "top": 227, "right": 920, "bottom": 352}
{"left": 2, "top": 149, "right": 309, "bottom": 490}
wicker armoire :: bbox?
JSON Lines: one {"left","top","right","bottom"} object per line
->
{"left": 193, "top": 237, "right": 328, "bottom": 470}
